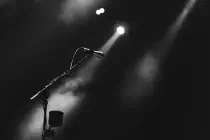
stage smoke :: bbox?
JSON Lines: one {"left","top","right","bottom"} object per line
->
{"left": 18, "top": 78, "right": 84, "bottom": 140}
{"left": 58, "top": 0, "right": 104, "bottom": 24}
{"left": 0, "top": 0, "right": 9, "bottom": 7}
{"left": 17, "top": 26, "right": 122, "bottom": 140}
{"left": 121, "top": 0, "right": 198, "bottom": 107}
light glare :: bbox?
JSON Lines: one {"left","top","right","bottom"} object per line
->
{"left": 100, "top": 8, "right": 105, "bottom": 13}
{"left": 116, "top": 26, "right": 125, "bottom": 35}
{"left": 96, "top": 8, "right": 105, "bottom": 15}
{"left": 96, "top": 10, "right": 100, "bottom": 15}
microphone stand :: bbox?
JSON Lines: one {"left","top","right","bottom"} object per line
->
{"left": 30, "top": 54, "right": 92, "bottom": 140}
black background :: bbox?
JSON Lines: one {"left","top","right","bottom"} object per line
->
{"left": 0, "top": 0, "right": 209, "bottom": 140}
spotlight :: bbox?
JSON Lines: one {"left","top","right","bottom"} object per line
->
{"left": 116, "top": 26, "right": 125, "bottom": 35}
{"left": 96, "top": 8, "right": 105, "bottom": 15}
{"left": 96, "top": 10, "right": 101, "bottom": 15}
{"left": 100, "top": 8, "right": 105, "bottom": 13}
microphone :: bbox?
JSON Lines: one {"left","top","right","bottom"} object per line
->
{"left": 83, "top": 47, "right": 104, "bottom": 58}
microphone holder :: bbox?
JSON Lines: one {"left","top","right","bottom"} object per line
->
{"left": 30, "top": 54, "right": 92, "bottom": 140}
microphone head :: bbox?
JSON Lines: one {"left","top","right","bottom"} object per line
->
{"left": 83, "top": 47, "right": 104, "bottom": 58}
{"left": 94, "top": 51, "right": 104, "bottom": 58}
{"left": 83, "top": 47, "right": 90, "bottom": 51}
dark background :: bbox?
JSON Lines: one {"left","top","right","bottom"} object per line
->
{"left": 0, "top": 0, "right": 209, "bottom": 140}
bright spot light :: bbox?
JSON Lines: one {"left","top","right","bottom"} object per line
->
{"left": 96, "top": 9, "right": 100, "bottom": 15}
{"left": 100, "top": 8, "right": 105, "bottom": 13}
{"left": 116, "top": 26, "right": 125, "bottom": 35}
{"left": 96, "top": 8, "right": 105, "bottom": 15}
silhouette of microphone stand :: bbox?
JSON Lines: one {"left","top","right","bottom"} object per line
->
{"left": 30, "top": 47, "right": 102, "bottom": 140}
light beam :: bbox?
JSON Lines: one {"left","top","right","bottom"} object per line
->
{"left": 121, "top": 0, "right": 198, "bottom": 107}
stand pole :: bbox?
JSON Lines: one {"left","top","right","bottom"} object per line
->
{"left": 42, "top": 93, "right": 48, "bottom": 140}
